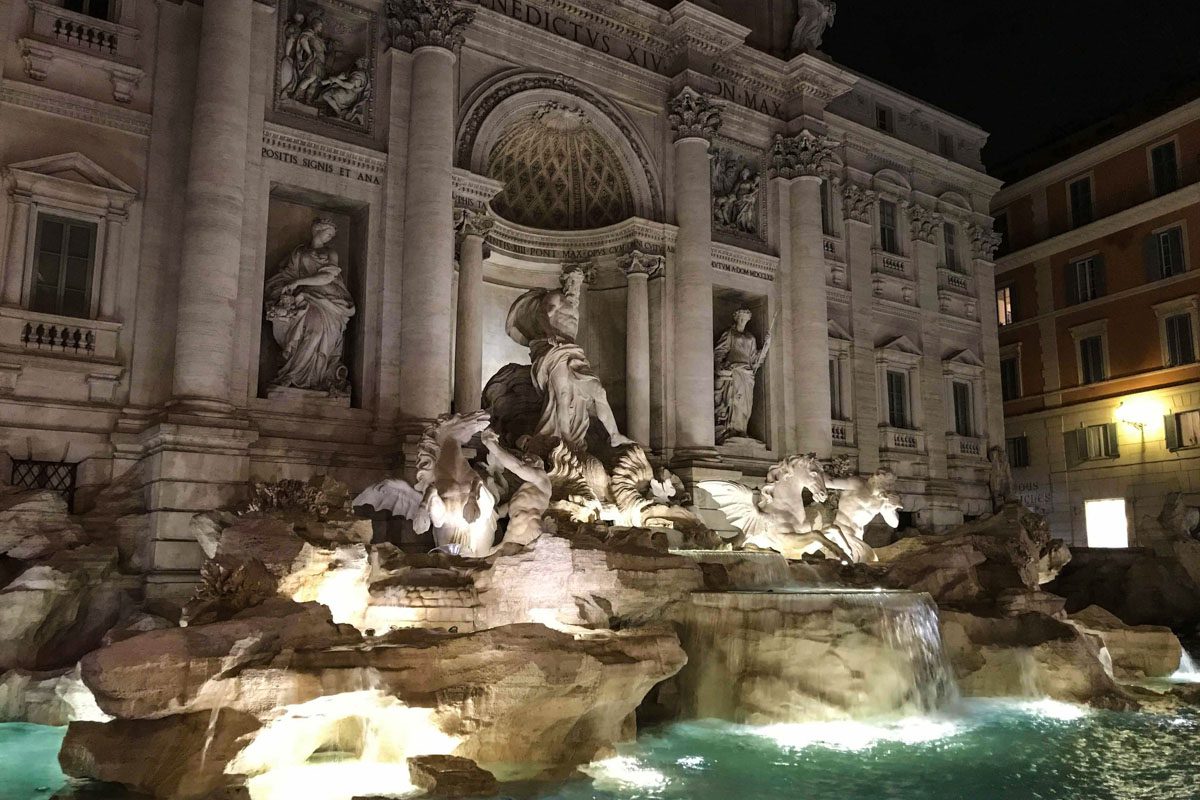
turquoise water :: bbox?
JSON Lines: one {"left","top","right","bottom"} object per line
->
{"left": 4, "top": 701, "right": 1199, "bottom": 800}
{"left": 0, "top": 724, "right": 67, "bottom": 800}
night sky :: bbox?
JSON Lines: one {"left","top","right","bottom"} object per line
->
{"left": 821, "top": 1, "right": 1200, "bottom": 174}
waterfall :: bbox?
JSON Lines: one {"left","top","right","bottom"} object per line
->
{"left": 1170, "top": 649, "right": 1200, "bottom": 683}
{"left": 670, "top": 550, "right": 794, "bottom": 590}
{"left": 674, "top": 589, "right": 958, "bottom": 725}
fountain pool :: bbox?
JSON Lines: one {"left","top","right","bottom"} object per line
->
{"left": 5, "top": 701, "right": 1199, "bottom": 800}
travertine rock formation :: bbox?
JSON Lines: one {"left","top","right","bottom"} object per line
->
{"left": 1068, "top": 605, "right": 1182, "bottom": 680}
{"left": 65, "top": 599, "right": 686, "bottom": 797}
{"left": 0, "top": 489, "right": 84, "bottom": 561}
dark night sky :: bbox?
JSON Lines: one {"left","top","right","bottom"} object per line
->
{"left": 820, "top": 1, "right": 1200, "bottom": 173}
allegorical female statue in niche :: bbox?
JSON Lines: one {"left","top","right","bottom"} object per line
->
{"left": 714, "top": 308, "right": 772, "bottom": 444}
{"left": 264, "top": 218, "right": 356, "bottom": 397}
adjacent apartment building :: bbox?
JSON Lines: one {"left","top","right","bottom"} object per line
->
{"left": 992, "top": 90, "right": 1200, "bottom": 547}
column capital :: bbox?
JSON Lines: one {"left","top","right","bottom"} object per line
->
{"left": 453, "top": 205, "right": 494, "bottom": 240}
{"left": 968, "top": 222, "right": 1002, "bottom": 262}
{"left": 385, "top": 0, "right": 475, "bottom": 53}
{"left": 840, "top": 181, "right": 877, "bottom": 225}
{"left": 620, "top": 249, "right": 665, "bottom": 280}
{"left": 904, "top": 202, "right": 942, "bottom": 245}
{"left": 769, "top": 131, "right": 838, "bottom": 180}
{"left": 669, "top": 86, "right": 722, "bottom": 143}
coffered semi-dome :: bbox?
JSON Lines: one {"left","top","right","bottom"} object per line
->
{"left": 487, "top": 102, "right": 636, "bottom": 231}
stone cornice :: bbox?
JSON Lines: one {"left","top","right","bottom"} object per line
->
{"left": 712, "top": 241, "right": 779, "bottom": 283}
{"left": 451, "top": 167, "right": 504, "bottom": 211}
{"left": 665, "top": 3, "right": 749, "bottom": 58}
{"left": 996, "top": 181, "right": 1200, "bottom": 273}
{"left": 0, "top": 78, "right": 150, "bottom": 136}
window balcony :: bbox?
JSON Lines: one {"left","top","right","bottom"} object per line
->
{"left": 1, "top": 307, "right": 120, "bottom": 361}
{"left": 871, "top": 247, "right": 912, "bottom": 279}
{"left": 937, "top": 266, "right": 975, "bottom": 295}
{"left": 879, "top": 425, "right": 926, "bottom": 454}
{"left": 831, "top": 419, "right": 856, "bottom": 447}
{"left": 824, "top": 236, "right": 847, "bottom": 288}
{"left": 946, "top": 432, "right": 986, "bottom": 461}
{"left": 21, "top": 0, "right": 143, "bottom": 102}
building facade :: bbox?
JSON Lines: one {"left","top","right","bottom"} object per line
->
{"left": 0, "top": 0, "right": 1003, "bottom": 594}
{"left": 993, "top": 93, "right": 1200, "bottom": 547}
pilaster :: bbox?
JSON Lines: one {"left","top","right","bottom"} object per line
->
{"left": 842, "top": 180, "right": 880, "bottom": 472}
{"left": 970, "top": 223, "right": 1005, "bottom": 445}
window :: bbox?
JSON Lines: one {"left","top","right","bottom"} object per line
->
{"left": 1168, "top": 409, "right": 1200, "bottom": 450}
{"left": 938, "top": 132, "right": 955, "bottom": 159}
{"left": 1078, "top": 335, "right": 1106, "bottom": 384}
{"left": 993, "top": 212, "right": 1010, "bottom": 257}
{"left": 996, "top": 285, "right": 1013, "bottom": 326}
{"left": 1150, "top": 141, "right": 1180, "bottom": 196}
{"left": 1065, "top": 423, "right": 1119, "bottom": 467}
{"left": 1085, "top": 498, "right": 1129, "bottom": 548}
{"left": 879, "top": 200, "right": 899, "bottom": 254}
{"left": 820, "top": 180, "right": 833, "bottom": 236}
{"left": 30, "top": 215, "right": 96, "bottom": 319}
{"left": 952, "top": 380, "right": 974, "bottom": 436}
{"left": 62, "top": 0, "right": 113, "bottom": 20}
{"left": 1146, "top": 226, "right": 1186, "bottom": 281}
{"left": 1006, "top": 436, "right": 1030, "bottom": 468}
{"left": 1068, "top": 176, "right": 1094, "bottom": 228}
{"left": 1000, "top": 356, "right": 1021, "bottom": 401}
{"left": 1164, "top": 313, "right": 1196, "bottom": 367}
{"left": 886, "top": 369, "right": 909, "bottom": 428}
{"left": 876, "top": 105, "right": 895, "bottom": 133}
{"left": 1067, "top": 256, "right": 1105, "bottom": 304}
{"left": 943, "top": 221, "right": 959, "bottom": 270}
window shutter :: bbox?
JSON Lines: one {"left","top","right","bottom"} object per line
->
{"left": 1169, "top": 229, "right": 1186, "bottom": 273}
{"left": 1064, "top": 429, "right": 1082, "bottom": 468}
{"left": 1144, "top": 234, "right": 1161, "bottom": 282}
{"left": 1093, "top": 255, "right": 1107, "bottom": 297}
{"left": 1164, "top": 414, "right": 1181, "bottom": 451}
{"left": 1064, "top": 262, "right": 1078, "bottom": 305}
{"left": 1104, "top": 422, "right": 1120, "bottom": 457}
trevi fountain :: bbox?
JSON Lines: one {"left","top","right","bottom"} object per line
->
{"left": 1, "top": 265, "right": 1198, "bottom": 800}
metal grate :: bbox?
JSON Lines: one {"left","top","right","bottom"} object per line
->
{"left": 10, "top": 459, "right": 78, "bottom": 512}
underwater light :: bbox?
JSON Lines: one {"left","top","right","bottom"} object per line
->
{"left": 759, "top": 716, "right": 961, "bottom": 752}
{"left": 584, "top": 756, "right": 669, "bottom": 790}
{"left": 1019, "top": 699, "right": 1089, "bottom": 721}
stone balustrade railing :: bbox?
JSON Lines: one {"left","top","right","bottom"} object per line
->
{"left": 947, "top": 433, "right": 986, "bottom": 460}
{"left": 831, "top": 419, "right": 856, "bottom": 447}
{"left": 880, "top": 425, "right": 926, "bottom": 454}
{"left": 871, "top": 248, "right": 911, "bottom": 279}
{"left": 1, "top": 307, "right": 121, "bottom": 361}
{"left": 26, "top": 0, "right": 139, "bottom": 63}
{"left": 937, "top": 266, "right": 974, "bottom": 295}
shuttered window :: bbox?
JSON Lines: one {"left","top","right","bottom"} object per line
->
{"left": 1064, "top": 423, "right": 1119, "bottom": 467}
{"left": 1006, "top": 436, "right": 1030, "bottom": 468}
{"left": 1151, "top": 142, "right": 1180, "bottom": 196}
{"left": 31, "top": 215, "right": 96, "bottom": 319}
{"left": 1069, "top": 177, "right": 1094, "bottom": 228}
{"left": 1165, "top": 313, "right": 1196, "bottom": 367}
{"left": 1079, "top": 335, "right": 1106, "bottom": 384}
{"left": 1068, "top": 256, "right": 1105, "bottom": 303}
{"left": 1000, "top": 357, "right": 1021, "bottom": 401}
{"left": 1145, "top": 227, "right": 1187, "bottom": 280}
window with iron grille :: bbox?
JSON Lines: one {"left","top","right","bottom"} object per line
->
{"left": 10, "top": 459, "right": 78, "bottom": 512}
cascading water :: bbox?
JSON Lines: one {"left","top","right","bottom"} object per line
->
{"left": 673, "top": 589, "right": 959, "bottom": 724}
{"left": 670, "top": 549, "right": 794, "bottom": 589}
{"left": 1170, "top": 648, "right": 1200, "bottom": 683}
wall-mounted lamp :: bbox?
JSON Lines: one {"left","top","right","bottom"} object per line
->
{"left": 1114, "top": 396, "right": 1165, "bottom": 431}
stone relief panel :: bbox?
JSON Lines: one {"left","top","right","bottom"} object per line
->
{"left": 710, "top": 142, "right": 764, "bottom": 242}
{"left": 275, "top": 0, "right": 377, "bottom": 134}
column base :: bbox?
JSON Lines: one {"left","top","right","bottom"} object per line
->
{"left": 110, "top": 409, "right": 258, "bottom": 591}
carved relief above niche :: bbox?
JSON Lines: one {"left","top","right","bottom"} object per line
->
{"left": 710, "top": 139, "right": 765, "bottom": 244}
{"left": 275, "top": 0, "right": 377, "bottom": 135}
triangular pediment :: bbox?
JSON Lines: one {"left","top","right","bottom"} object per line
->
{"left": 879, "top": 334, "right": 922, "bottom": 355}
{"left": 945, "top": 348, "right": 985, "bottom": 368}
{"left": 827, "top": 319, "right": 852, "bottom": 341}
{"left": 7, "top": 152, "right": 136, "bottom": 195}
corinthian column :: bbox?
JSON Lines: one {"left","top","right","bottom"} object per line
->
{"left": 170, "top": 0, "right": 253, "bottom": 412}
{"left": 621, "top": 250, "right": 664, "bottom": 445}
{"left": 453, "top": 206, "right": 492, "bottom": 413}
{"left": 669, "top": 87, "right": 721, "bottom": 459}
{"left": 770, "top": 131, "right": 838, "bottom": 458}
{"left": 387, "top": 0, "right": 475, "bottom": 426}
